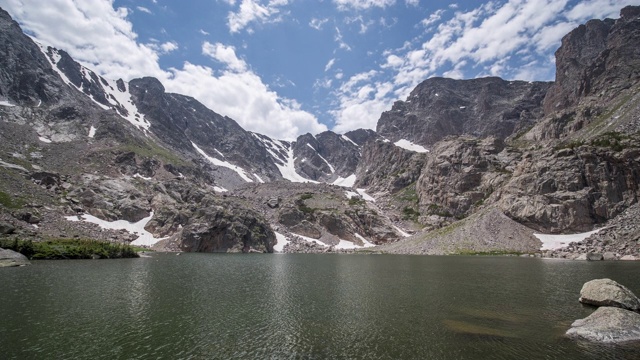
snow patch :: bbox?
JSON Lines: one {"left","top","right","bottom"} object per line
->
{"left": 192, "top": 142, "right": 253, "bottom": 182}
{"left": 393, "top": 225, "right": 411, "bottom": 237}
{"left": 34, "top": 41, "right": 150, "bottom": 131}
{"left": 356, "top": 189, "right": 375, "bottom": 202}
{"left": 0, "top": 100, "right": 15, "bottom": 107}
{"left": 345, "top": 191, "right": 359, "bottom": 199}
{"left": 38, "top": 136, "right": 52, "bottom": 143}
{"left": 341, "top": 134, "right": 359, "bottom": 147}
{"left": 214, "top": 186, "right": 228, "bottom": 192}
{"left": 535, "top": 229, "right": 603, "bottom": 251}
{"left": 254, "top": 173, "right": 265, "bottom": 183}
{"left": 306, "top": 143, "right": 316, "bottom": 151}
{"left": 355, "top": 233, "right": 376, "bottom": 247}
{"left": 273, "top": 231, "right": 290, "bottom": 252}
{"left": 333, "top": 174, "right": 356, "bottom": 188}
{"left": 88, "top": 126, "right": 97, "bottom": 138}
{"left": 335, "top": 234, "right": 376, "bottom": 249}
{"left": 0, "top": 157, "right": 28, "bottom": 172}
{"left": 394, "top": 139, "right": 428, "bottom": 153}
{"left": 317, "top": 153, "right": 335, "bottom": 173}
{"left": 65, "top": 211, "right": 166, "bottom": 246}
{"left": 133, "top": 173, "right": 152, "bottom": 181}
{"left": 276, "top": 147, "right": 318, "bottom": 183}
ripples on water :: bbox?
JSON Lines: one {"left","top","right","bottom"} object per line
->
{"left": 2, "top": 254, "right": 640, "bottom": 359}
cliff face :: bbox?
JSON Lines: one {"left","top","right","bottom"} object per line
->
{"left": 376, "top": 77, "right": 551, "bottom": 148}
{"left": 544, "top": 6, "right": 640, "bottom": 116}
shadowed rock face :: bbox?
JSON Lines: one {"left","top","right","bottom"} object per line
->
{"left": 376, "top": 77, "right": 551, "bottom": 148}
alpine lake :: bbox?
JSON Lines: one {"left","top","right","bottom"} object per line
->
{"left": 2, "top": 253, "right": 640, "bottom": 359}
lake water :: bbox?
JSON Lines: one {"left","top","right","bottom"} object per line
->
{"left": 2, "top": 253, "right": 640, "bottom": 359}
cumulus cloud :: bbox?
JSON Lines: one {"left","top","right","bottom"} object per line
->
{"left": 227, "top": 0, "right": 289, "bottom": 33}
{"left": 169, "top": 62, "right": 326, "bottom": 139}
{"left": 202, "top": 42, "right": 247, "bottom": 72}
{"left": 160, "top": 41, "right": 178, "bottom": 53}
{"left": 1, "top": 0, "right": 325, "bottom": 140}
{"left": 331, "top": 71, "right": 395, "bottom": 133}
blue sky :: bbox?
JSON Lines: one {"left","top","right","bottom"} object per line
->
{"left": 0, "top": 0, "right": 633, "bottom": 139}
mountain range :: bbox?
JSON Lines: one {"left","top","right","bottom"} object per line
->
{"left": 1, "top": 6, "right": 639, "bottom": 258}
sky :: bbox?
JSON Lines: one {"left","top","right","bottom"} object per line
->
{"left": 0, "top": 0, "right": 634, "bottom": 140}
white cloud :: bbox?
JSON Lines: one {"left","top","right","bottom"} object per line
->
{"left": 420, "top": 9, "right": 445, "bottom": 28}
{"left": 227, "top": 0, "right": 289, "bottom": 33}
{"left": 136, "top": 6, "right": 152, "bottom": 14}
{"left": 334, "top": 27, "right": 352, "bottom": 51}
{"left": 1, "top": 0, "right": 325, "bottom": 140}
{"left": 331, "top": 70, "right": 396, "bottom": 132}
{"left": 199, "top": 29, "right": 210, "bottom": 35}
{"left": 325, "top": 58, "right": 336, "bottom": 72}
{"left": 333, "top": 0, "right": 396, "bottom": 11}
{"left": 309, "top": 17, "right": 329, "bottom": 30}
{"left": 405, "top": 0, "right": 419, "bottom": 6}
{"left": 160, "top": 41, "right": 178, "bottom": 53}
{"left": 168, "top": 63, "right": 326, "bottom": 139}
{"left": 202, "top": 42, "right": 247, "bottom": 72}
{"left": 566, "top": 0, "right": 636, "bottom": 21}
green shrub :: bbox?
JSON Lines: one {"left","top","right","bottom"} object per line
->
{"left": 0, "top": 238, "right": 139, "bottom": 260}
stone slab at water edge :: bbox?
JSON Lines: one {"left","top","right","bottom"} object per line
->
{"left": 566, "top": 307, "right": 640, "bottom": 344}
{"left": 567, "top": 279, "right": 640, "bottom": 344}
{"left": 0, "top": 248, "right": 30, "bottom": 267}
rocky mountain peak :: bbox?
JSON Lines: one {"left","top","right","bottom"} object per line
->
{"left": 543, "top": 5, "right": 640, "bottom": 115}
{"left": 376, "top": 77, "right": 551, "bottom": 148}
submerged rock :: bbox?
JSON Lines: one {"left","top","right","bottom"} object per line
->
{"left": 566, "top": 307, "right": 640, "bottom": 343}
{"left": 579, "top": 278, "right": 640, "bottom": 311}
{"left": 0, "top": 248, "right": 31, "bottom": 267}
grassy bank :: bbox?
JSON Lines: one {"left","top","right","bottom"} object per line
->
{"left": 0, "top": 238, "right": 139, "bottom": 260}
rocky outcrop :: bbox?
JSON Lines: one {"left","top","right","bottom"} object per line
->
{"left": 377, "top": 77, "right": 551, "bottom": 148}
{"left": 579, "top": 278, "right": 640, "bottom": 311}
{"left": 355, "top": 139, "right": 426, "bottom": 193}
{"left": 566, "top": 306, "right": 640, "bottom": 343}
{"left": 496, "top": 144, "right": 640, "bottom": 233}
{"left": 292, "top": 130, "right": 371, "bottom": 182}
{"left": 416, "top": 136, "right": 517, "bottom": 219}
{"left": 0, "top": 248, "right": 30, "bottom": 267}
{"left": 544, "top": 6, "right": 640, "bottom": 115}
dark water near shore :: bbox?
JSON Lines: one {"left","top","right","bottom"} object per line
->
{"left": 2, "top": 253, "right": 640, "bottom": 359}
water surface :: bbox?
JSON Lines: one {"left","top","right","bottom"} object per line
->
{"left": 2, "top": 254, "right": 640, "bottom": 359}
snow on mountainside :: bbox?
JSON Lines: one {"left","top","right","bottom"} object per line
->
{"left": 34, "top": 41, "right": 150, "bottom": 131}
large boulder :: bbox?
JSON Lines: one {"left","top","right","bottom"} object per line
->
{"left": 579, "top": 278, "right": 640, "bottom": 311}
{"left": 0, "top": 248, "right": 31, "bottom": 267}
{"left": 566, "top": 307, "right": 640, "bottom": 343}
